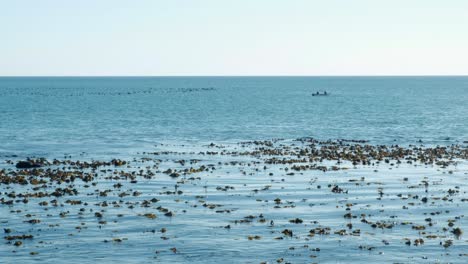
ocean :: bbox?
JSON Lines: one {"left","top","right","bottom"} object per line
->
{"left": 0, "top": 77, "right": 467, "bottom": 263}
{"left": 0, "top": 76, "right": 467, "bottom": 158}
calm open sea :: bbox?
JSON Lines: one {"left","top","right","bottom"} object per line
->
{"left": 0, "top": 76, "right": 467, "bottom": 158}
{"left": 0, "top": 77, "right": 467, "bottom": 263}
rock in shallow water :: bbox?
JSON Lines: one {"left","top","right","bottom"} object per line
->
{"left": 15, "top": 161, "right": 41, "bottom": 169}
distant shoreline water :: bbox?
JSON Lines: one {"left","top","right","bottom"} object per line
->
{"left": 0, "top": 76, "right": 467, "bottom": 158}
{"left": 1, "top": 75, "right": 468, "bottom": 77}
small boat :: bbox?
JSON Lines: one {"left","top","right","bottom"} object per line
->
{"left": 312, "top": 91, "right": 329, "bottom": 96}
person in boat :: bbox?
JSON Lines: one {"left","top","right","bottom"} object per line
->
{"left": 324, "top": 91, "right": 327, "bottom": 95}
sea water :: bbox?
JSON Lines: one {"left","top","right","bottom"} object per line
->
{"left": 0, "top": 76, "right": 467, "bottom": 158}
{"left": 0, "top": 77, "right": 467, "bottom": 264}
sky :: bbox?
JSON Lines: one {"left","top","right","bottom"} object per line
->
{"left": 1, "top": 0, "right": 467, "bottom": 76}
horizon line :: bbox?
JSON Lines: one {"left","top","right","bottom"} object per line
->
{"left": 0, "top": 74, "right": 468, "bottom": 78}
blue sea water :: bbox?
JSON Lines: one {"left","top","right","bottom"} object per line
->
{"left": 1, "top": 77, "right": 468, "bottom": 264}
{"left": 0, "top": 76, "right": 467, "bottom": 158}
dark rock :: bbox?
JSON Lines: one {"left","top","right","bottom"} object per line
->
{"left": 16, "top": 161, "right": 40, "bottom": 169}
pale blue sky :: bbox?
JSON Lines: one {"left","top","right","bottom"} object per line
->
{"left": 1, "top": 0, "right": 467, "bottom": 76}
